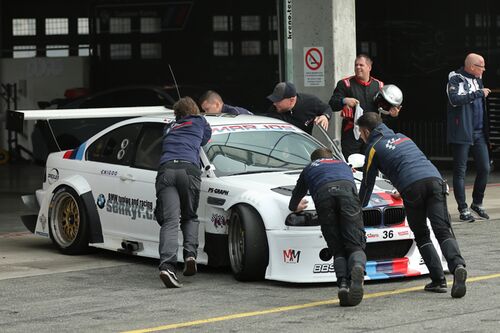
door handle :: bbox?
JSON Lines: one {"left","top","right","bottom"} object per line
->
{"left": 120, "top": 174, "right": 135, "bottom": 181}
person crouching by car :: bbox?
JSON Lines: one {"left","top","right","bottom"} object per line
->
{"left": 356, "top": 112, "right": 467, "bottom": 298}
{"left": 288, "top": 148, "right": 366, "bottom": 306}
{"left": 155, "top": 97, "right": 212, "bottom": 288}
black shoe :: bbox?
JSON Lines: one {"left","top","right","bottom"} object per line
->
{"left": 347, "top": 265, "right": 364, "bottom": 306}
{"left": 459, "top": 208, "right": 475, "bottom": 222}
{"left": 160, "top": 268, "right": 182, "bottom": 288}
{"left": 424, "top": 279, "right": 447, "bottom": 293}
{"left": 451, "top": 265, "right": 467, "bottom": 298}
{"left": 183, "top": 257, "right": 197, "bottom": 276}
{"left": 470, "top": 204, "right": 489, "bottom": 219}
{"left": 337, "top": 278, "right": 349, "bottom": 307}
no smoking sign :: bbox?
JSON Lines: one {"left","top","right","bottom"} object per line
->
{"left": 304, "top": 46, "right": 325, "bottom": 87}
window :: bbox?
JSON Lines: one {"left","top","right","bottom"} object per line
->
{"left": 12, "top": 19, "right": 36, "bottom": 36}
{"left": 141, "top": 17, "right": 161, "bottom": 33}
{"left": 241, "top": 41, "right": 260, "bottom": 56}
{"left": 46, "top": 45, "right": 69, "bottom": 57}
{"left": 79, "top": 44, "right": 90, "bottom": 56}
{"left": 204, "top": 130, "right": 321, "bottom": 176}
{"left": 110, "top": 44, "right": 132, "bottom": 59}
{"left": 241, "top": 15, "right": 260, "bottom": 31}
{"left": 133, "top": 123, "right": 164, "bottom": 170}
{"left": 13, "top": 45, "right": 36, "bottom": 58}
{"left": 87, "top": 123, "right": 142, "bottom": 165}
{"left": 268, "top": 40, "right": 279, "bottom": 55}
{"left": 45, "top": 18, "right": 68, "bottom": 35}
{"left": 213, "top": 16, "right": 231, "bottom": 31}
{"left": 268, "top": 15, "right": 278, "bottom": 31}
{"left": 110, "top": 17, "right": 131, "bottom": 34}
{"left": 141, "top": 43, "right": 162, "bottom": 59}
{"left": 78, "top": 18, "right": 89, "bottom": 34}
{"left": 213, "top": 40, "right": 231, "bottom": 56}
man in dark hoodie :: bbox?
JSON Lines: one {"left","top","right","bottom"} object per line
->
{"left": 447, "top": 53, "right": 491, "bottom": 222}
{"left": 155, "top": 97, "right": 212, "bottom": 288}
{"left": 289, "top": 148, "right": 366, "bottom": 307}
{"left": 357, "top": 112, "right": 467, "bottom": 298}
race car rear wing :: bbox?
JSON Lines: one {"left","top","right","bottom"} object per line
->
{"left": 7, "top": 105, "right": 173, "bottom": 133}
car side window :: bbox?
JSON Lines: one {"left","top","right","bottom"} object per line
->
{"left": 132, "top": 123, "right": 165, "bottom": 170}
{"left": 87, "top": 123, "right": 142, "bottom": 165}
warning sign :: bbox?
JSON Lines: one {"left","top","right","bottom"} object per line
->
{"left": 304, "top": 47, "right": 325, "bottom": 87}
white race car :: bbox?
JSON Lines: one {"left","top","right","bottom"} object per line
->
{"left": 11, "top": 106, "right": 445, "bottom": 283}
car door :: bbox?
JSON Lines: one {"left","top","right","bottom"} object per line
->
{"left": 85, "top": 122, "right": 144, "bottom": 241}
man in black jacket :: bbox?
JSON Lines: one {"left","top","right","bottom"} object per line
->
{"left": 357, "top": 112, "right": 467, "bottom": 298}
{"left": 329, "top": 54, "right": 401, "bottom": 158}
{"left": 267, "top": 81, "right": 332, "bottom": 135}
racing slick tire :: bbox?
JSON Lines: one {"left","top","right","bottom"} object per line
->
{"left": 49, "top": 186, "right": 90, "bottom": 254}
{"left": 228, "top": 204, "right": 269, "bottom": 281}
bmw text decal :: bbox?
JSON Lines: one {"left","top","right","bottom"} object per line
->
{"left": 97, "top": 193, "right": 156, "bottom": 221}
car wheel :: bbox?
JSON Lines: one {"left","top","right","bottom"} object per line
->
{"left": 49, "top": 186, "right": 90, "bottom": 254}
{"left": 228, "top": 204, "right": 269, "bottom": 281}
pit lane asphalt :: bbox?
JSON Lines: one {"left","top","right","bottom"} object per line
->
{"left": 1, "top": 164, "right": 500, "bottom": 333}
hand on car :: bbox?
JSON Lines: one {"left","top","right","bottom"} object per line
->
{"left": 314, "top": 115, "right": 329, "bottom": 130}
{"left": 295, "top": 198, "right": 309, "bottom": 212}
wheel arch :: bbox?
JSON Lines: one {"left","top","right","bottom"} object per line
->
{"left": 48, "top": 175, "right": 103, "bottom": 244}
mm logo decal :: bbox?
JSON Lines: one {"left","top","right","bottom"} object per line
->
{"left": 283, "top": 249, "right": 301, "bottom": 263}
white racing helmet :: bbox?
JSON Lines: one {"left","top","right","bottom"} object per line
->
{"left": 374, "top": 84, "right": 403, "bottom": 115}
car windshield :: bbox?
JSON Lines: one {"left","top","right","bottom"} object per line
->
{"left": 203, "top": 126, "right": 324, "bottom": 176}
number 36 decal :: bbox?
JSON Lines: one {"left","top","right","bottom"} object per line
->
{"left": 382, "top": 230, "right": 394, "bottom": 239}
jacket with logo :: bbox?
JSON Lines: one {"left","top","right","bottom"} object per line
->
{"left": 289, "top": 158, "right": 355, "bottom": 211}
{"left": 358, "top": 124, "right": 441, "bottom": 207}
{"left": 446, "top": 67, "right": 489, "bottom": 145}
{"left": 159, "top": 115, "right": 212, "bottom": 167}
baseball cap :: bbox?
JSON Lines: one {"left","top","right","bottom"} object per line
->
{"left": 267, "top": 82, "right": 297, "bottom": 102}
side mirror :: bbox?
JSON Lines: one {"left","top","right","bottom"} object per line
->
{"left": 348, "top": 153, "right": 365, "bottom": 169}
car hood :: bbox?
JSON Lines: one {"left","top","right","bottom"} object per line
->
{"left": 218, "top": 170, "right": 402, "bottom": 208}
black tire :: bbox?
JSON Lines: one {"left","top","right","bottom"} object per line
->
{"left": 228, "top": 204, "right": 269, "bottom": 281}
{"left": 49, "top": 186, "right": 90, "bottom": 254}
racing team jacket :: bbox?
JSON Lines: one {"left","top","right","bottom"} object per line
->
{"left": 159, "top": 115, "right": 212, "bottom": 167}
{"left": 358, "top": 123, "right": 441, "bottom": 207}
{"left": 221, "top": 103, "right": 253, "bottom": 115}
{"left": 289, "top": 158, "right": 355, "bottom": 211}
{"left": 446, "top": 67, "right": 490, "bottom": 145}
{"left": 329, "top": 76, "right": 383, "bottom": 132}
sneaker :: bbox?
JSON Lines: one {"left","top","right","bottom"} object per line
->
{"left": 347, "top": 265, "right": 364, "bottom": 306}
{"left": 459, "top": 208, "right": 475, "bottom": 222}
{"left": 451, "top": 265, "right": 467, "bottom": 298}
{"left": 470, "top": 204, "right": 489, "bottom": 219}
{"left": 183, "top": 257, "right": 197, "bottom": 276}
{"left": 424, "top": 279, "right": 447, "bottom": 293}
{"left": 160, "top": 268, "right": 182, "bottom": 288}
{"left": 337, "top": 278, "right": 349, "bottom": 307}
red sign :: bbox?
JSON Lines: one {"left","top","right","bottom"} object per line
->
{"left": 305, "top": 47, "right": 323, "bottom": 70}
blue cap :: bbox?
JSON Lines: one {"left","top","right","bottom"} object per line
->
{"left": 267, "top": 82, "right": 297, "bottom": 102}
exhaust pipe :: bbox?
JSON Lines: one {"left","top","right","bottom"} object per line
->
{"left": 119, "top": 240, "right": 143, "bottom": 253}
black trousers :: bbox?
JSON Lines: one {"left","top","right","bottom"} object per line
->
{"left": 401, "top": 177, "right": 466, "bottom": 279}
{"left": 315, "top": 180, "right": 366, "bottom": 279}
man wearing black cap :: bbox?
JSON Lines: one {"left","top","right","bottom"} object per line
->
{"left": 267, "top": 81, "right": 333, "bottom": 134}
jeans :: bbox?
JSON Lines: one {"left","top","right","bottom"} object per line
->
{"left": 401, "top": 178, "right": 466, "bottom": 278}
{"left": 155, "top": 161, "right": 201, "bottom": 270}
{"left": 451, "top": 131, "right": 490, "bottom": 211}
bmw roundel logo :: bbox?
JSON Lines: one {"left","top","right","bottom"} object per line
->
{"left": 96, "top": 194, "right": 106, "bottom": 209}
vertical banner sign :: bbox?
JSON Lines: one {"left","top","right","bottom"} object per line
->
{"left": 284, "top": 0, "right": 293, "bottom": 80}
{"left": 304, "top": 47, "right": 325, "bottom": 87}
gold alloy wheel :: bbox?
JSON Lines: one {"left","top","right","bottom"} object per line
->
{"left": 51, "top": 191, "right": 80, "bottom": 247}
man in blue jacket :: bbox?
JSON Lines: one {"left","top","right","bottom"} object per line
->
{"left": 447, "top": 53, "right": 491, "bottom": 222}
{"left": 289, "top": 148, "right": 366, "bottom": 306}
{"left": 357, "top": 112, "right": 467, "bottom": 298}
{"left": 155, "top": 97, "right": 212, "bottom": 288}
{"left": 199, "top": 90, "right": 253, "bottom": 115}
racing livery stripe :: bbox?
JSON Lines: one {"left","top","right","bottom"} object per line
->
{"left": 62, "top": 143, "right": 86, "bottom": 160}
{"left": 75, "top": 143, "right": 86, "bottom": 160}
{"left": 365, "top": 258, "right": 421, "bottom": 280}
